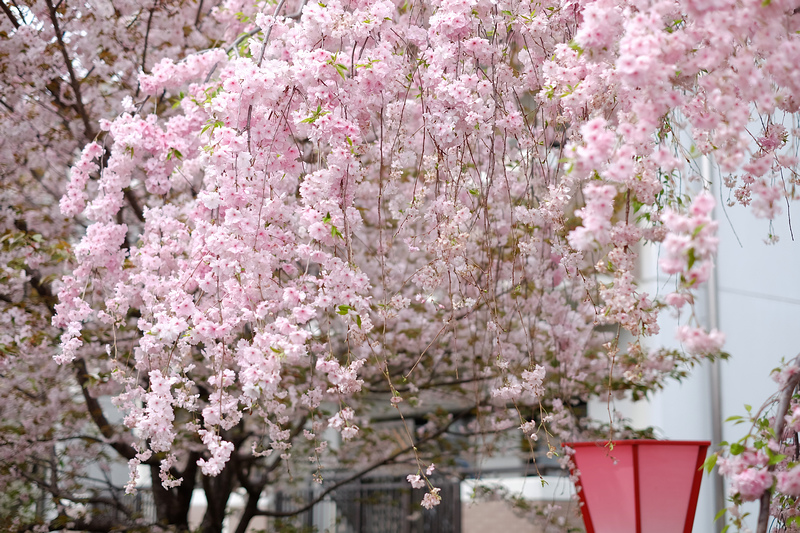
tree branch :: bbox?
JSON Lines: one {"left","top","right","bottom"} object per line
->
{"left": 365, "top": 375, "right": 492, "bottom": 394}
{"left": 194, "top": 0, "right": 204, "bottom": 27}
{"left": 16, "top": 514, "right": 154, "bottom": 533}
{"left": 12, "top": 465, "right": 128, "bottom": 510}
{"left": 73, "top": 357, "right": 140, "bottom": 462}
{"left": 16, "top": 516, "right": 113, "bottom": 533}
{"left": 8, "top": 220, "right": 60, "bottom": 315}
{"left": 257, "top": 0, "right": 287, "bottom": 67}
{"left": 25, "top": 268, "right": 57, "bottom": 315}
{"left": 44, "top": 0, "right": 96, "bottom": 141}
{"left": 124, "top": 187, "right": 146, "bottom": 222}
{"left": 756, "top": 353, "right": 800, "bottom": 533}
{"left": 0, "top": 1, "right": 20, "bottom": 28}
{"left": 135, "top": 1, "right": 157, "bottom": 98}
{"left": 232, "top": 481, "right": 265, "bottom": 533}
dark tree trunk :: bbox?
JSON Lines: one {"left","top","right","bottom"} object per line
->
{"left": 198, "top": 460, "right": 236, "bottom": 533}
{"left": 232, "top": 486, "right": 264, "bottom": 533}
{"left": 149, "top": 451, "right": 201, "bottom": 531}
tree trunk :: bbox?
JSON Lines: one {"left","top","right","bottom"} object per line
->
{"left": 232, "top": 486, "right": 264, "bottom": 533}
{"left": 149, "top": 451, "right": 200, "bottom": 531}
{"left": 198, "top": 462, "right": 236, "bottom": 533}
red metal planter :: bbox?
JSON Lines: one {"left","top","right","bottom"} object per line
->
{"left": 565, "top": 440, "right": 710, "bottom": 533}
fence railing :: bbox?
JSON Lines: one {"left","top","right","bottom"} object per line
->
{"left": 87, "top": 487, "right": 157, "bottom": 527}
{"left": 262, "top": 476, "right": 462, "bottom": 533}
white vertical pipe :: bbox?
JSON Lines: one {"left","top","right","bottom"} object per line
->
{"left": 703, "top": 155, "right": 725, "bottom": 533}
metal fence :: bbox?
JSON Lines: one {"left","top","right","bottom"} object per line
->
{"left": 266, "top": 476, "right": 462, "bottom": 533}
{"left": 86, "top": 487, "right": 157, "bottom": 527}
{"left": 84, "top": 477, "right": 460, "bottom": 533}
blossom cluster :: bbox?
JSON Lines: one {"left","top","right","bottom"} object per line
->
{"left": 659, "top": 192, "right": 719, "bottom": 288}
{"left": 713, "top": 361, "right": 800, "bottom": 532}
{"left": 34, "top": 0, "right": 800, "bottom": 523}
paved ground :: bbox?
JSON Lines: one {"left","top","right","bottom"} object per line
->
{"left": 463, "top": 500, "right": 585, "bottom": 533}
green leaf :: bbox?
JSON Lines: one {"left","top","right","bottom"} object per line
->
{"left": 355, "top": 58, "right": 381, "bottom": 69}
{"left": 769, "top": 453, "right": 787, "bottom": 465}
{"left": 567, "top": 40, "right": 584, "bottom": 57}
{"left": 336, "top": 305, "right": 351, "bottom": 315}
{"left": 730, "top": 443, "right": 745, "bottom": 455}
{"left": 703, "top": 453, "right": 718, "bottom": 474}
{"left": 692, "top": 224, "right": 706, "bottom": 238}
{"left": 167, "top": 148, "right": 183, "bottom": 161}
{"left": 355, "top": 314, "right": 362, "bottom": 329}
{"left": 767, "top": 448, "right": 787, "bottom": 465}
{"left": 201, "top": 119, "right": 225, "bottom": 135}
{"left": 714, "top": 508, "right": 726, "bottom": 522}
{"left": 301, "top": 104, "right": 328, "bottom": 124}
{"left": 686, "top": 247, "right": 697, "bottom": 271}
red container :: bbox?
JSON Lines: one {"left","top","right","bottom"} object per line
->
{"left": 564, "top": 440, "right": 710, "bottom": 533}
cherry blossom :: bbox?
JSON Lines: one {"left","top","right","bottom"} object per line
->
{"left": 4, "top": 0, "right": 800, "bottom": 530}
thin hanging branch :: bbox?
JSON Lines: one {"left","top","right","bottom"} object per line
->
{"left": 256, "top": 0, "right": 288, "bottom": 67}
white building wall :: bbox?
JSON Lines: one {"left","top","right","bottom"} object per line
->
{"left": 599, "top": 185, "right": 800, "bottom": 532}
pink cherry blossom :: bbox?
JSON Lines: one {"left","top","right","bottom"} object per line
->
{"left": 7, "top": 0, "right": 800, "bottom": 529}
